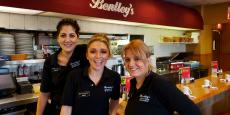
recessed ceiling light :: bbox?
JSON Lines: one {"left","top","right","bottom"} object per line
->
{"left": 0, "top": 6, "right": 43, "bottom": 15}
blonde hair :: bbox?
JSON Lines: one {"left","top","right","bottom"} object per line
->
{"left": 121, "top": 39, "right": 153, "bottom": 71}
{"left": 87, "top": 33, "right": 111, "bottom": 57}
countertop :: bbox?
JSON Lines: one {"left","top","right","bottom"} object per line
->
{"left": 0, "top": 93, "right": 38, "bottom": 109}
{"left": 176, "top": 75, "right": 230, "bottom": 104}
{"left": 117, "top": 74, "right": 230, "bottom": 115}
{"left": 1, "top": 74, "right": 229, "bottom": 114}
{"left": 156, "top": 70, "right": 178, "bottom": 76}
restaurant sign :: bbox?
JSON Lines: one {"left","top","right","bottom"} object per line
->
{"left": 89, "top": 0, "right": 134, "bottom": 17}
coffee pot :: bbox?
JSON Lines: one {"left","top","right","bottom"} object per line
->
{"left": 112, "top": 60, "right": 125, "bottom": 76}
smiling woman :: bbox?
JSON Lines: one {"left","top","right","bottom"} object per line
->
{"left": 122, "top": 40, "right": 201, "bottom": 115}
{"left": 86, "top": 34, "right": 111, "bottom": 75}
{"left": 60, "top": 34, "right": 121, "bottom": 115}
{"left": 36, "top": 18, "right": 89, "bottom": 115}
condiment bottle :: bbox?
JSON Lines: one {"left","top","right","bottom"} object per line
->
{"left": 23, "top": 64, "right": 30, "bottom": 77}
{"left": 17, "top": 64, "right": 24, "bottom": 77}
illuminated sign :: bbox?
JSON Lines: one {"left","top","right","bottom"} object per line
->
{"left": 89, "top": 0, "right": 134, "bottom": 17}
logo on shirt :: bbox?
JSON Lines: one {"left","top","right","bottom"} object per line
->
{"left": 139, "top": 94, "right": 150, "bottom": 103}
{"left": 78, "top": 91, "right": 90, "bottom": 97}
{"left": 52, "top": 67, "right": 60, "bottom": 72}
{"left": 104, "top": 86, "right": 113, "bottom": 93}
{"left": 70, "top": 61, "right": 80, "bottom": 68}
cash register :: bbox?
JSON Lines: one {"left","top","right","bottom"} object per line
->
{"left": 0, "top": 68, "right": 16, "bottom": 98}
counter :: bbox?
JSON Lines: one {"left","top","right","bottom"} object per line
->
{"left": 156, "top": 70, "right": 179, "bottom": 84}
{"left": 1, "top": 75, "right": 229, "bottom": 115}
{"left": 117, "top": 74, "right": 230, "bottom": 115}
{"left": 177, "top": 75, "right": 230, "bottom": 114}
{"left": 0, "top": 93, "right": 38, "bottom": 109}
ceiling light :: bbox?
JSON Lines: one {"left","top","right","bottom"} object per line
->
{"left": 0, "top": 6, "right": 43, "bottom": 15}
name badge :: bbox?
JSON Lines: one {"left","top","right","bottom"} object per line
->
{"left": 78, "top": 91, "right": 90, "bottom": 97}
{"left": 70, "top": 61, "right": 80, "bottom": 68}
{"left": 139, "top": 94, "right": 150, "bottom": 103}
{"left": 52, "top": 67, "right": 60, "bottom": 72}
{"left": 104, "top": 86, "right": 113, "bottom": 93}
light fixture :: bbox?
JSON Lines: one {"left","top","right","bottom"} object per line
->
{"left": 0, "top": 6, "right": 43, "bottom": 15}
{"left": 216, "top": 23, "right": 222, "bottom": 30}
{"left": 228, "top": 7, "right": 230, "bottom": 20}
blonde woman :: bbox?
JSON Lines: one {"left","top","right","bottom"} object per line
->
{"left": 122, "top": 40, "right": 201, "bottom": 115}
{"left": 61, "top": 34, "right": 121, "bottom": 115}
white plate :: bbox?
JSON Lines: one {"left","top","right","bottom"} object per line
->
{"left": 0, "top": 40, "right": 15, "bottom": 43}
{"left": 0, "top": 45, "right": 15, "bottom": 48}
{"left": 16, "top": 51, "right": 34, "bottom": 54}
{"left": 15, "top": 40, "right": 33, "bottom": 42}
{"left": 16, "top": 45, "right": 33, "bottom": 47}
{"left": 0, "top": 49, "right": 15, "bottom": 51}
{"left": 0, "top": 34, "right": 14, "bottom": 38}
{"left": 15, "top": 41, "right": 33, "bottom": 44}
{"left": 0, "top": 51, "right": 15, "bottom": 55}
{"left": 16, "top": 46, "right": 33, "bottom": 48}
{"left": 16, "top": 47, "right": 33, "bottom": 50}
{"left": 14, "top": 33, "right": 32, "bottom": 37}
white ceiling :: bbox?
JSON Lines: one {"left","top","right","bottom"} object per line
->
{"left": 164, "top": 0, "right": 230, "bottom": 6}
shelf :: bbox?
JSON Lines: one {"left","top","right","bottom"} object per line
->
{"left": 5, "top": 59, "right": 45, "bottom": 65}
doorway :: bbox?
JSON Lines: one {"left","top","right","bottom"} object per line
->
{"left": 212, "top": 30, "right": 220, "bottom": 62}
{"left": 212, "top": 23, "right": 230, "bottom": 71}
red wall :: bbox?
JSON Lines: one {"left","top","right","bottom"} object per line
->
{"left": 0, "top": 0, "right": 203, "bottom": 29}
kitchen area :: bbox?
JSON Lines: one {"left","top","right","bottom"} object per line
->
{"left": 1, "top": 0, "right": 230, "bottom": 115}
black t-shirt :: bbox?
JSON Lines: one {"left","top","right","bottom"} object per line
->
{"left": 62, "top": 66, "right": 121, "bottom": 115}
{"left": 40, "top": 44, "right": 89, "bottom": 106}
{"left": 125, "top": 71, "right": 201, "bottom": 115}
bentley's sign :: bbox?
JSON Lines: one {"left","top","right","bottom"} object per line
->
{"left": 89, "top": 0, "right": 134, "bottom": 17}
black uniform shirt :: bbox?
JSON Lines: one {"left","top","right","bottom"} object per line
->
{"left": 40, "top": 44, "right": 89, "bottom": 105}
{"left": 125, "top": 71, "right": 201, "bottom": 115}
{"left": 62, "top": 66, "right": 121, "bottom": 115}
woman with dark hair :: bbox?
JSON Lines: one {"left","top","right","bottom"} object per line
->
{"left": 61, "top": 34, "right": 121, "bottom": 115}
{"left": 36, "top": 18, "right": 88, "bottom": 115}
{"left": 122, "top": 39, "right": 201, "bottom": 115}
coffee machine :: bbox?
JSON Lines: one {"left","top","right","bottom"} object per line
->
{"left": 112, "top": 60, "right": 125, "bottom": 76}
{"left": 156, "top": 57, "right": 171, "bottom": 72}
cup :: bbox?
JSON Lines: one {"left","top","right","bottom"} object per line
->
{"left": 225, "top": 74, "right": 230, "bottom": 82}
{"left": 183, "top": 86, "right": 192, "bottom": 96}
{"left": 122, "top": 93, "right": 127, "bottom": 101}
{"left": 32, "top": 83, "right": 40, "bottom": 94}
{"left": 204, "top": 79, "right": 212, "bottom": 87}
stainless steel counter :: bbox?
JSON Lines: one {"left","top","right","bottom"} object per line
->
{"left": 156, "top": 70, "right": 178, "bottom": 76}
{"left": 5, "top": 59, "right": 45, "bottom": 65}
{"left": 0, "top": 93, "right": 38, "bottom": 109}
